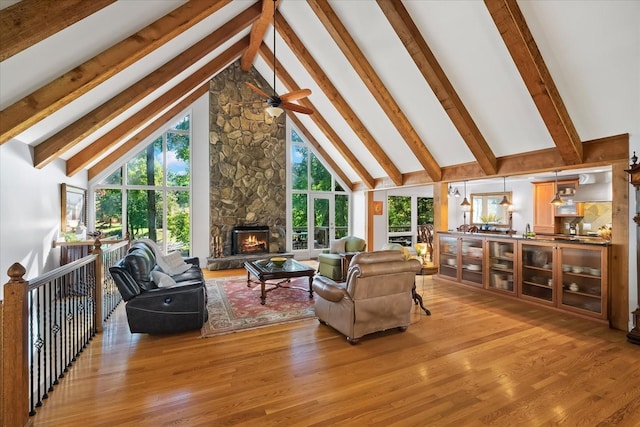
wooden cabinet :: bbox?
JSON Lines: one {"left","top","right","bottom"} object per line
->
{"left": 519, "top": 241, "right": 556, "bottom": 305}
{"left": 532, "top": 181, "right": 556, "bottom": 234}
{"left": 557, "top": 245, "right": 608, "bottom": 318}
{"left": 486, "top": 238, "right": 516, "bottom": 294}
{"left": 533, "top": 179, "right": 584, "bottom": 234}
{"left": 436, "top": 232, "right": 609, "bottom": 322}
{"left": 437, "top": 234, "right": 483, "bottom": 287}
{"left": 518, "top": 241, "right": 608, "bottom": 320}
{"left": 438, "top": 234, "right": 459, "bottom": 281}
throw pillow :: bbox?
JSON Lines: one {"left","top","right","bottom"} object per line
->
{"left": 160, "top": 251, "right": 191, "bottom": 276}
{"left": 151, "top": 270, "right": 176, "bottom": 288}
{"left": 330, "top": 239, "right": 346, "bottom": 254}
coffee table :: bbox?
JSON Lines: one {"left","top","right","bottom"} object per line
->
{"left": 244, "top": 258, "right": 316, "bottom": 305}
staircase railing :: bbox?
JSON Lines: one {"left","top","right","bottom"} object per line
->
{"left": 1, "top": 238, "right": 129, "bottom": 426}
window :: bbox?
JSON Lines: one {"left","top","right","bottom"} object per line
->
{"left": 387, "top": 194, "right": 434, "bottom": 246}
{"left": 290, "top": 128, "right": 350, "bottom": 252}
{"left": 93, "top": 114, "right": 191, "bottom": 255}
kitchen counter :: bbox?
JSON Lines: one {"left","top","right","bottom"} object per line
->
{"left": 438, "top": 231, "right": 611, "bottom": 246}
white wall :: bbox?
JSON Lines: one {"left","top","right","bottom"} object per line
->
{"left": 190, "top": 92, "right": 211, "bottom": 266}
{"left": 0, "top": 140, "right": 88, "bottom": 298}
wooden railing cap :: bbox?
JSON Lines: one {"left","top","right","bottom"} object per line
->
{"left": 7, "top": 262, "right": 26, "bottom": 282}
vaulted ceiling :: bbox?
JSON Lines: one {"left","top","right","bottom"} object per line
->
{"left": 0, "top": 0, "right": 637, "bottom": 191}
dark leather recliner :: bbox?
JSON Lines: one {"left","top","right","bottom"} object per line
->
{"left": 109, "top": 241, "right": 208, "bottom": 334}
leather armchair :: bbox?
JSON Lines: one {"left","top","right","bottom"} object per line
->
{"left": 109, "top": 241, "right": 208, "bottom": 334}
{"left": 317, "top": 236, "right": 366, "bottom": 280}
{"left": 312, "top": 250, "right": 421, "bottom": 344}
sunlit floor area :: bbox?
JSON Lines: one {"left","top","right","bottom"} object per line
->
{"left": 31, "top": 270, "right": 640, "bottom": 426}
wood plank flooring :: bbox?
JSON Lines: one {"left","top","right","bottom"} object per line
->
{"left": 31, "top": 268, "right": 640, "bottom": 426}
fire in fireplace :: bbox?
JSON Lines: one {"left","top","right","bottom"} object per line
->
{"left": 231, "top": 225, "right": 269, "bottom": 255}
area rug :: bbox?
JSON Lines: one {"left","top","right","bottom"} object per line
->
{"left": 201, "top": 276, "right": 316, "bottom": 337}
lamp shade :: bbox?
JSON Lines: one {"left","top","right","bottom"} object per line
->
{"left": 266, "top": 106, "right": 284, "bottom": 117}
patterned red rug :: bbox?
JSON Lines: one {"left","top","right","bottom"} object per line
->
{"left": 201, "top": 276, "right": 316, "bottom": 337}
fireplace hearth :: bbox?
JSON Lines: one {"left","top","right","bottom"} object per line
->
{"left": 232, "top": 225, "right": 269, "bottom": 255}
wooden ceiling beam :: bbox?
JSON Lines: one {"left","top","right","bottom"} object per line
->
{"left": 240, "top": 0, "right": 280, "bottom": 71}
{"left": 88, "top": 84, "right": 210, "bottom": 182}
{"left": 275, "top": 13, "right": 403, "bottom": 186}
{"left": 0, "top": 0, "right": 115, "bottom": 61}
{"left": 68, "top": 35, "right": 247, "bottom": 177}
{"left": 377, "top": 0, "right": 497, "bottom": 176}
{"left": 258, "top": 44, "right": 375, "bottom": 189}
{"left": 485, "top": 0, "right": 583, "bottom": 165}
{"left": 0, "top": 0, "right": 232, "bottom": 145}
{"left": 307, "top": 0, "right": 442, "bottom": 182}
{"left": 353, "top": 133, "right": 628, "bottom": 191}
{"left": 33, "top": 5, "right": 260, "bottom": 169}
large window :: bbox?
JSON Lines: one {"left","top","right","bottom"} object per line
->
{"left": 93, "top": 115, "right": 191, "bottom": 255}
{"left": 290, "top": 128, "right": 349, "bottom": 252}
{"left": 387, "top": 194, "right": 433, "bottom": 246}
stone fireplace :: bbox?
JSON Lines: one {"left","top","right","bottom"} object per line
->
{"left": 207, "top": 60, "right": 286, "bottom": 270}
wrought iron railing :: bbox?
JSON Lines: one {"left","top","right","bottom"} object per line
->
{"left": 1, "top": 239, "right": 129, "bottom": 425}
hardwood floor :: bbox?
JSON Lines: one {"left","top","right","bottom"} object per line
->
{"left": 31, "top": 268, "right": 640, "bottom": 426}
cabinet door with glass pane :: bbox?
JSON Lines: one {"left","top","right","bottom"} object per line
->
{"left": 558, "top": 245, "right": 608, "bottom": 319}
{"left": 460, "top": 236, "right": 484, "bottom": 287}
{"left": 438, "top": 235, "right": 459, "bottom": 280}
{"left": 487, "top": 238, "right": 516, "bottom": 294}
{"left": 519, "top": 242, "right": 556, "bottom": 305}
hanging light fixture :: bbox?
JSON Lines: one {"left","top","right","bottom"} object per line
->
{"left": 453, "top": 187, "right": 461, "bottom": 197}
{"left": 500, "top": 176, "right": 511, "bottom": 206}
{"left": 550, "top": 171, "right": 564, "bottom": 206}
{"left": 460, "top": 181, "right": 471, "bottom": 209}
{"left": 448, "top": 184, "right": 461, "bottom": 197}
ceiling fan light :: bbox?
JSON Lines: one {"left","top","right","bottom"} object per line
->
{"left": 266, "top": 106, "right": 284, "bottom": 117}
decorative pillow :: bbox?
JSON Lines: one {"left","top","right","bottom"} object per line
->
{"left": 151, "top": 270, "right": 177, "bottom": 288}
{"left": 330, "top": 239, "right": 346, "bottom": 254}
{"left": 160, "top": 251, "right": 191, "bottom": 276}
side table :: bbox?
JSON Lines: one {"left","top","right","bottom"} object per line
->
{"left": 414, "top": 264, "right": 438, "bottom": 315}
{"left": 338, "top": 252, "right": 357, "bottom": 281}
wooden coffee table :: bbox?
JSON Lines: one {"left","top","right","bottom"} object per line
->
{"left": 244, "top": 258, "right": 316, "bottom": 305}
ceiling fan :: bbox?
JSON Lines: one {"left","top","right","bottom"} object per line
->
{"left": 245, "top": 0, "right": 313, "bottom": 117}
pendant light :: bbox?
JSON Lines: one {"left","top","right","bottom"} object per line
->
{"left": 448, "top": 184, "right": 461, "bottom": 197}
{"left": 550, "top": 171, "right": 563, "bottom": 206}
{"left": 460, "top": 181, "right": 471, "bottom": 209}
{"left": 499, "top": 176, "right": 511, "bottom": 206}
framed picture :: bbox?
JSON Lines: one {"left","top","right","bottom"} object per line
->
{"left": 61, "top": 184, "right": 87, "bottom": 233}
{"left": 372, "top": 201, "right": 383, "bottom": 215}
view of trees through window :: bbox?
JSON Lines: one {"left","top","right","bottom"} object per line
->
{"left": 291, "top": 129, "right": 349, "bottom": 251}
{"left": 388, "top": 195, "right": 434, "bottom": 246}
{"left": 94, "top": 115, "right": 191, "bottom": 255}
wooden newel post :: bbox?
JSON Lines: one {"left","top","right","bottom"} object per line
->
{"left": 93, "top": 239, "right": 104, "bottom": 333}
{"left": 2, "top": 263, "right": 29, "bottom": 427}
{"left": 625, "top": 152, "right": 640, "bottom": 345}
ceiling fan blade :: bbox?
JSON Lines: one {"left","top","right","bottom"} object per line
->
{"left": 246, "top": 82, "right": 271, "bottom": 99}
{"left": 282, "top": 102, "right": 313, "bottom": 115}
{"left": 280, "top": 88, "right": 312, "bottom": 102}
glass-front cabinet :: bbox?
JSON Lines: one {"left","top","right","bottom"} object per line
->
{"left": 520, "top": 242, "right": 556, "bottom": 305}
{"left": 460, "top": 236, "right": 484, "bottom": 287}
{"left": 438, "top": 235, "right": 459, "bottom": 280}
{"left": 558, "top": 246, "right": 608, "bottom": 317}
{"left": 487, "top": 238, "right": 516, "bottom": 294}
{"left": 436, "top": 232, "right": 609, "bottom": 322}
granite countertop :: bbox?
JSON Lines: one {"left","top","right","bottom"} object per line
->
{"left": 438, "top": 231, "right": 612, "bottom": 246}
